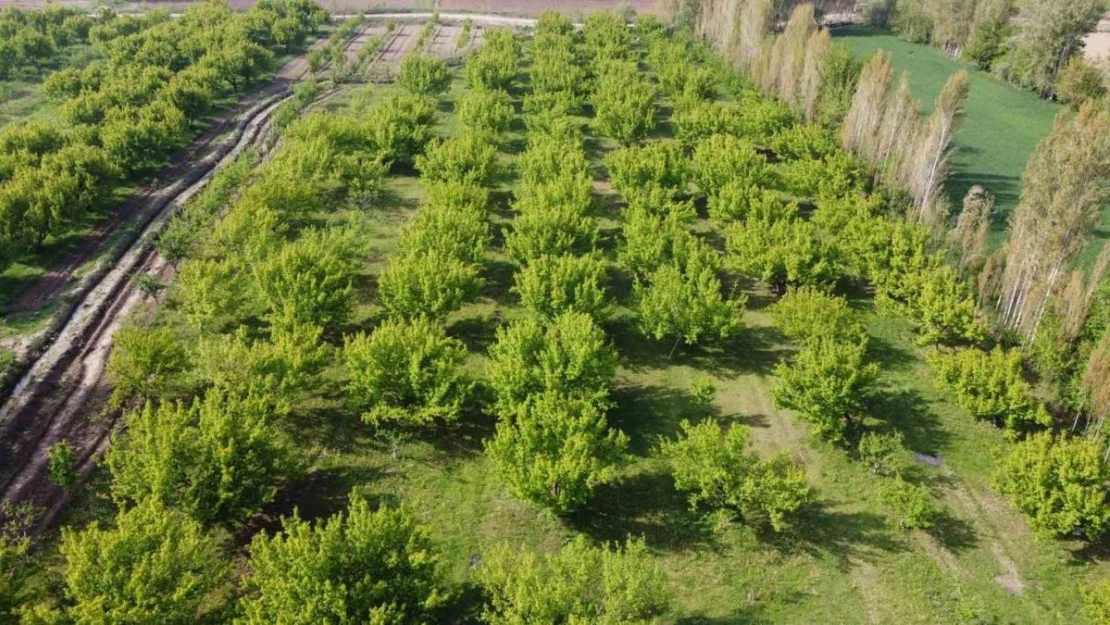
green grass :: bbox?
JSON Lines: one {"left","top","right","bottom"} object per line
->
{"left": 31, "top": 47, "right": 1108, "bottom": 625}
{"left": 832, "top": 26, "right": 1061, "bottom": 241}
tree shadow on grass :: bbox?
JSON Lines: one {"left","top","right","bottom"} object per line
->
{"left": 569, "top": 468, "right": 715, "bottom": 552}
{"left": 605, "top": 316, "right": 786, "bottom": 378}
{"left": 247, "top": 463, "right": 390, "bottom": 542}
{"left": 609, "top": 383, "right": 708, "bottom": 456}
{"left": 449, "top": 312, "right": 504, "bottom": 354}
{"left": 867, "top": 388, "right": 952, "bottom": 457}
{"left": 866, "top": 335, "right": 917, "bottom": 373}
{"left": 481, "top": 258, "right": 516, "bottom": 304}
{"left": 769, "top": 501, "right": 905, "bottom": 571}
{"left": 928, "top": 508, "right": 980, "bottom": 554}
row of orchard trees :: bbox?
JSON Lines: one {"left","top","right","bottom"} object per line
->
{"left": 0, "top": 0, "right": 329, "bottom": 271}
{"left": 679, "top": 2, "right": 1110, "bottom": 549}
{"left": 0, "top": 6, "right": 96, "bottom": 79}
{"left": 0, "top": 30, "right": 676, "bottom": 624}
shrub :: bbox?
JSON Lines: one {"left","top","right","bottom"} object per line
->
{"left": 513, "top": 253, "right": 609, "bottom": 320}
{"left": 880, "top": 475, "right": 940, "bottom": 530}
{"left": 457, "top": 88, "right": 515, "bottom": 135}
{"left": 378, "top": 249, "right": 484, "bottom": 320}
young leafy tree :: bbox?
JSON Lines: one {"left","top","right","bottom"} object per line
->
{"left": 478, "top": 536, "right": 668, "bottom": 625}
{"left": 105, "top": 389, "right": 296, "bottom": 526}
{"left": 692, "top": 133, "right": 775, "bottom": 197}
{"left": 239, "top": 499, "right": 450, "bottom": 624}
{"left": 928, "top": 347, "right": 1052, "bottom": 436}
{"left": 486, "top": 312, "right": 616, "bottom": 415}
{"left": 512, "top": 253, "right": 609, "bottom": 320}
{"left": 377, "top": 249, "right": 484, "bottom": 320}
{"left": 106, "top": 325, "right": 191, "bottom": 409}
{"left": 504, "top": 204, "right": 599, "bottom": 265}
{"left": 772, "top": 286, "right": 865, "bottom": 346}
{"left": 773, "top": 338, "right": 879, "bottom": 445}
{"left": 907, "top": 265, "right": 986, "bottom": 346}
{"left": 254, "top": 230, "right": 357, "bottom": 332}
{"left": 659, "top": 419, "right": 811, "bottom": 533}
{"left": 880, "top": 475, "right": 941, "bottom": 530}
{"left": 59, "top": 500, "right": 228, "bottom": 625}
{"left": 457, "top": 88, "right": 515, "bottom": 135}
{"left": 343, "top": 318, "right": 471, "bottom": 427}
{"left": 47, "top": 440, "right": 78, "bottom": 489}
{"left": 399, "top": 203, "right": 490, "bottom": 264}
{"left": 619, "top": 203, "right": 694, "bottom": 279}
{"left": 396, "top": 53, "right": 451, "bottom": 97}
{"left": 464, "top": 27, "right": 519, "bottom": 90}
{"left": 486, "top": 390, "right": 627, "bottom": 513}
{"left": 635, "top": 256, "right": 744, "bottom": 355}
{"left": 707, "top": 182, "right": 788, "bottom": 226}
{"left": 726, "top": 215, "right": 839, "bottom": 294}
{"left": 365, "top": 93, "right": 437, "bottom": 167}
{"left": 995, "top": 433, "right": 1110, "bottom": 541}
{"left": 592, "top": 61, "right": 658, "bottom": 144}
{"left": 604, "top": 140, "right": 688, "bottom": 195}
{"left": 416, "top": 134, "right": 499, "bottom": 187}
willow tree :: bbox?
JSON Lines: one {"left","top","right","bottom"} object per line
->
{"left": 998, "top": 102, "right": 1110, "bottom": 338}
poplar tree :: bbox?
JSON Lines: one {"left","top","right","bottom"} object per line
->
{"left": 907, "top": 71, "right": 969, "bottom": 227}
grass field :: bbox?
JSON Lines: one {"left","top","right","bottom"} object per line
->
{"left": 832, "top": 26, "right": 1061, "bottom": 241}
{"left": 28, "top": 35, "right": 1109, "bottom": 624}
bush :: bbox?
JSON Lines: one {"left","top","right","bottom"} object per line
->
{"left": 880, "top": 475, "right": 940, "bottom": 530}
{"left": 342, "top": 318, "right": 471, "bottom": 427}
{"left": 928, "top": 347, "right": 1052, "bottom": 436}
{"left": 856, "top": 431, "right": 910, "bottom": 477}
{"left": 478, "top": 536, "right": 667, "bottom": 624}
{"left": 659, "top": 419, "right": 811, "bottom": 532}
{"left": 995, "top": 433, "right": 1110, "bottom": 541}
{"left": 771, "top": 286, "right": 865, "bottom": 346}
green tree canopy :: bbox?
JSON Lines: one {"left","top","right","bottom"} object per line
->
{"left": 59, "top": 500, "right": 228, "bottom": 625}
{"left": 343, "top": 318, "right": 472, "bottom": 427}
{"left": 238, "top": 499, "right": 450, "bottom": 624}
{"left": 513, "top": 253, "right": 609, "bottom": 321}
{"left": 477, "top": 536, "right": 668, "bottom": 625}
{"left": 773, "top": 338, "right": 879, "bottom": 445}
{"left": 377, "top": 249, "right": 484, "bottom": 320}
{"left": 659, "top": 419, "right": 811, "bottom": 533}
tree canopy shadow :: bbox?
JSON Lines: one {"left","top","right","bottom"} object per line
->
{"left": 449, "top": 312, "right": 504, "bottom": 354}
{"left": 250, "top": 463, "right": 389, "bottom": 541}
{"left": 867, "top": 388, "right": 952, "bottom": 457}
{"left": 769, "top": 501, "right": 905, "bottom": 571}
{"left": 605, "top": 316, "right": 787, "bottom": 378}
{"left": 481, "top": 258, "right": 516, "bottom": 304}
{"left": 569, "top": 468, "right": 715, "bottom": 552}
{"left": 928, "top": 507, "right": 979, "bottom": 554}
{"left": 609, "top": 383, "right": 705, "bottom": 456}
{"left": 866, "top": 335, "right": 916, "bottom": 372}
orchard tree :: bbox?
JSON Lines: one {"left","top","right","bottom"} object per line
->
{"left": 464, "top": 27, "right": 518, "bottom": 90}
{"left": 366, "top": 93, "right": 437, "bottom": 167}
{"left": 416, "top": 134, "right": 499, "bottom": 187}
{"left": 593, "top": 61, "right": 657, "bottom": 144}
{"left": 995, "top": 433, "right": 1110, "bottom": 541}
{"left": 486, "top": 390, "right": 627, "bottom": 512}
{"left": 773, "top": 338, "right": 879, "bottom": 445}
{"left": 457, "top": 88, "right": 515, "bottom": 136}
{"left": 343, "top": 318, "right": 472, "bottom": 427}
{"left": 106, "top": 325, "right": 190, "bottom": 409}
{"left": 47, "top": 440, "right": 78, "bottom": 489}
{"left": 512, "top": 253, "right": 609, "bottom": 320}
{"left": 397, "top": 53, "right": 451, "bottom": 97}
{"left": 377, "top": 249, "right": 483, "bottom": 320}
{"left": 772, "top": 286, "right": 865, "bottom": 346}
{"left": 604, "top": 140, "right": 688, "bottom": 195}
{"left": 105, "top": 389, "right": 296, "bottom": 526}
{"left": 478, "top": 536, "right": 667, "bottom": 625}
{"left": 928, "top": 347, "right": 1052, "bottom": 437}
{"left": 635, "top": 258, "right": 744, "bottom": 355}
{"left": 504, "top": 204, "right": 599, "bottom": 265}
{"left": 726, "top": 215, "right": 839, "bottom": 294}
{"left": 692, "top": 133, "right": 775, "bottom": 197}
{"left": 59, "top": 500, "right": 228, "bottom": 625}
{"left": 906, "top": 265, "right": 986, "bottom": 346}
{"left": 239, "top": 500, "right": 450, "bottom": 624}
{"left": 880, "top": 475, "right": 941, "bottom": 530}
{"left": 487, "top": 312, "right": 616, "bottom": 415}
{"left": 707, "top": 182, "right": 788, "bottom": 226}
{"left": 659, "top": 419, "right": 811, "bottom": 533}
{"left": 399, "top": 201, "right": 490, "bottom": 264}
{"left": 618, "top": 204, "right": 694, "bottom": 279}
{"left": 193, "top": 323, "right": 331, "bottom": 407}
{"left": 254, "top": 230, "right": 357, "bottom": 332}
{"left": 173, "top": 258, "right": 250, "bottom": 332}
